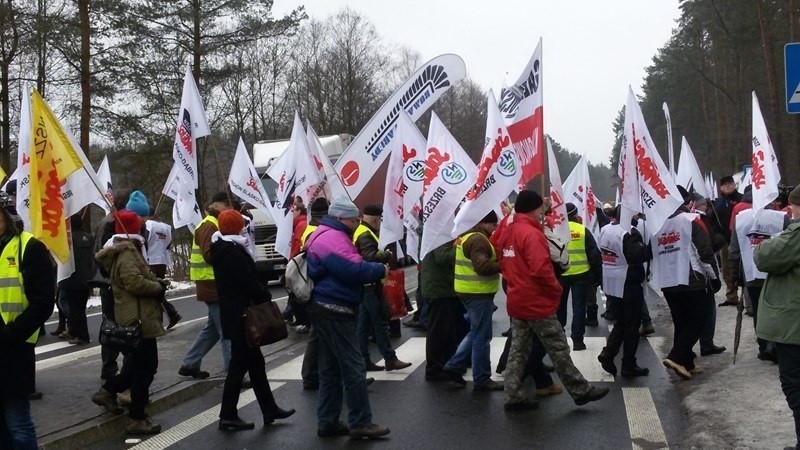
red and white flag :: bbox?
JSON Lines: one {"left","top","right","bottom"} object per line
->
{"left": 307, "top": 124, "right": 348, "bottom": 200}
{"left": 499, "top": 38, "right": 544, "bottom": 184}
{"left": 228, "top": 137, "right": 273, "bottom": 219}
{"left": 454, "top": 90, "right": 520, "bottom": 237}
{"left": 546, "top": 138, "right": 570, "bottom": 245}
{"left": 419, "top": 112, "right": 477, "bottom": 260}
{"left": 751, "top": 91, "right": 781, "bottom": 211}
{"left": 267, "top": 112, "right": 321, "bottom": 259}
{"left": 378, "top": 112, "right": 427, "bottom": 258}
{"left": 334, "top": 55, "right": 466, "bottom": 199}
{"left": 619, "top": 87, "right": 682, "bottom": 235}
{"left": 563, "top": 155, "right": 599, "bottom": 236}
{"left": 676, "top": 136, "right": 708, "bottom": 198}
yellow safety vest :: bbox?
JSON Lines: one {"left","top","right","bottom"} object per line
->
{"left": 563, "top": 221, "right": 589, "bottom": 276}
{"left": 300, "top": 225, "right": 318, "bottom": 248}
{"left": 0, "top": 232, "right": 38, "bottom": 344}
{"left": 453, "top": 232, "right": 499, "bottom": 295}
{"left": 352, "top": 223, "right": 379, "bottom": 245}
{"left": 189, "top": 216, "right": 218, "bottom": 281}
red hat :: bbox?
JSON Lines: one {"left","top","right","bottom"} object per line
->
{"left": 115, "top": 210, "right": 142, "bottom": 235}
{"left": 218, "top": 209, "right": 245, "bottom": 235}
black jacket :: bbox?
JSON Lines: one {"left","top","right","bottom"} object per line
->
{"left": 58, "top": 229, "right": 94, "bottom": 291}
{"left": 354, "top": 222, "right": 391, "bottom": 264}
{"left": 0, "top": 235, "right": 56, "bottom": 398}
{"left": 210, "top": 239, "right": 270, "bottom": 342}
{"left": 623, "top": 227, "right": 652, "bottom": 286}
{"left": 711, "top": 191, "right": 743, "bottom": 242}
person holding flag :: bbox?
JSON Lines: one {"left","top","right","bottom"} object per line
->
{"left": 556, "top": 203, "right": 602, "bottom": 351}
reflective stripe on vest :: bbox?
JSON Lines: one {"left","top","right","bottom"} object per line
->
{"left": 453, "top": 232, "right": 499, "bottom": 295}
{"left": 300, "top": 225, "right": 318, "bottom": 248}
{"left": 189, "top": 216, "right": 218, "bottom": 281}
{"left": 563, "top": 221, "right": 589, "bottom": 276}
{"left": 0, "top": 232, "right": 38, "bottom": 343}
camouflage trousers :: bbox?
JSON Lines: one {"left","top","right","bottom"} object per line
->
{"left": 504, "top": 316, "right": 591, "bottom": 404}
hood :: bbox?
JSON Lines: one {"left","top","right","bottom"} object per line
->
{"left": 210, "top": 237, "right": 238, "bottom": 263}
{"left": 95, "top": 238, "right": 141, "bottom": 273}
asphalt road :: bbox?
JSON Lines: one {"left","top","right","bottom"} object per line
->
{"left": 78, "top": 287, "right": 689, "bottom": 450}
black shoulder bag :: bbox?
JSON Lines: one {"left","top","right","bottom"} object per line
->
{"left": 99, "top": 297, "right": 142, "bottom": 353}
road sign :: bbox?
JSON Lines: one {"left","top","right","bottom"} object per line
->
{"left": 785, "top": 42, "right": 800, "bottom": 114}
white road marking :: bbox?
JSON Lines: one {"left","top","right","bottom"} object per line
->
{"left": 36, "top": 317, "right": 207, "bottom": 371}
{"left": 35, "top": 341, "right": 74, "bottom": 355}
{"left": 128, "top": 383, "right": 286, "bottom": 450}
{"left": 267, "top": 354, "right": 305, "bottom": 381}
{"left": 567, "top": 337, "right": 615, "bottom": 382}
{"left": 373, "top": 337, "right": 431, "bottom": 381}
{"left": 464, "top": 338, "right": 508, "bottom": 381}
{"left": 622, "top": 387, "right": 669, "bottom": 449}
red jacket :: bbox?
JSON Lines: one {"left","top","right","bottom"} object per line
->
{"left": 497, "top": 213, "right": 563, "bottom": 320}
{"left": 290, "top": 215, "right": 307, "bottom": 258}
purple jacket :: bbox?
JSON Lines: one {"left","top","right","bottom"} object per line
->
{"left": 306, "top": 216, "right": 385, "bottom": 309}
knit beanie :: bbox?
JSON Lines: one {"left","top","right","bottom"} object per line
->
{"left": 328, "top": 196, "right": 359, "bottom": 219}
{"left": 789, "top": 185, "right": 800, "bottom": 206}
{"left": 218, "top": 210, "right": 245, "bottom": 235}
{"left": 310, "top": 197, "right": 329, "bottom": 214}
{"left": 566, "top": 202, "right": 578, "bottom": 217}
{"left": 514, "top": 190, "right": 544, "bottom": 213}
{"left": 115, "top": 210, "right": 142, "bottom": 235}
{"left": 126, "top": 191, "right": 150, "bottom": 217}
{"left": 363, "top": 204, "right": 383, "bottom": 217}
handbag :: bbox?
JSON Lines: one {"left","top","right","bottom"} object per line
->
{"left": 382, "top": 269, "right": 408, "bottom": 319}
{"left": 244, "top": 301, "right": 288, "bottom": 348}
{"left": 98, "top": 298, "right": 142, "bottom": 352}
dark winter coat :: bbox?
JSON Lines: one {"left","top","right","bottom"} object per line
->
{"left": 58, "top": 229, "right": 94, "bottom": 291}
{"left": 210, "top": 238, "right": 270, "bottom": 341}
{"left": 420, "top": 241, "right": 456, "bottom": 300}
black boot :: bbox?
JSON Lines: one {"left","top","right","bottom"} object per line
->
{"left": 586, "top": 304, "right": 599, "bottom": 327}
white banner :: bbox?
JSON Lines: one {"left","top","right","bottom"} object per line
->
{"left": 94, "top": 155, "right": 113, "bottom": 214}
{"left": 620, "top": 87, "right": 682, "bottom": 235}
{"left": 334, "top": 54, "right": 466, "bottom": 199}
{"left": 16, "top": 87, "right": 31, "bottom": 227}
{"left": 306, "top": 123, "right": 348, "bottom": 201}
{"left": 401, "top": 115, "right": 428, "bottom": 263}
{"left": 171, "top": 66, "right": 210, "bottom": 189}
{"left": 267, "top": 112, "right": 320, "bottom": 259}
{"left": 454, "top": 90, "right": 520, "bottom": 237}
{"left": 419, "top": 112, "right": 477, "bottom": 260}
{"left": 563, "top": 155, "right": 599, "bottom": 236}
{"left": 546, "top": 138, "right": 571, "bottom": 245}
{"left": 228, "top": 137, "right": 273, "bottom": 219}
{"left": 751, "top": 91, "right": 781, "bottom": 211}
{"left": 499, "top": 38, "right": 544, "bottom": 184}
{"left": 676, "top": 136, "right": 708, "bottom": 198}
{"left": 663, "top": 102, "right": 675, "bottom": 178}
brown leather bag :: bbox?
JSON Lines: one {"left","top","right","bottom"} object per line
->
{"left": 244, "top": 301, "right": 288, "bottom": 348}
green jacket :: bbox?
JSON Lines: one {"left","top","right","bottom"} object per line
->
{"left": 96, "top": 238, "right": 166, "bottom": 339}
{"left": 754, "top": 221, "right": 800, "bottom": 344}
{"left": 420, "top": 241, "right": 456, "bottom": 300}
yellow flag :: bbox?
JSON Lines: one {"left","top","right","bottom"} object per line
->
{"left": 28, "top": 89, "right": 84, "bottom": 262}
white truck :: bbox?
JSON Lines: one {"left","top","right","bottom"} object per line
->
{"left": 250, "top": 134, "right": 350, "bottom": 282}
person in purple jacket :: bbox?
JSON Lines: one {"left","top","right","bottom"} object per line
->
{"left": 305, "top": 196, "right": 390, "bottom": 440}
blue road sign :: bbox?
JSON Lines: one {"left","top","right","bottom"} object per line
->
{"left": 785, "top": 43, "right": 800, "bottom": 114}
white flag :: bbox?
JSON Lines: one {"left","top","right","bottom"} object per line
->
{"left": 401, "top": 117, "right": 428, "bottom": 263}
{"left": 307, "top": 123, "right": 348, "bottom": 200}
{"left": 267, "top": 112, "right": 320, "bottom": 259}
{"left": 614, "top": 187, "right": 620, "bottom": 206}
{"left": 419, "top": 112, "right": 477, "bottom": 260}
{"left": 454, "top": 90, "right": 520, "bottom": 237}
{"left": 228, "top": 137, "right": 273, "bottom": 219}
{"left": 334, "top": 54, "right": 466, "bottom": 199}
{"left": 620, "top": 87, "right": 682, "bottom": 235}
{"left": 172, "top": 177, "right": 202, "bottom": 232}
{"left": 94, "top": 155, "right": 113, "bottom": 214}
{"left": 563, "top": 155, "right": 599, "bottom": 236}
{"left": 676, "top": 137, "right": 709, "bottom": 198}
{"left": 751, "top": 92, "right": 780, "bottom": 211}
{"left": 172, "top": 66, "right": 210, "bottom": 189}
{"left": 545, "top": 138, "right": 570, "bottom": 245}
{"left": 16, "top": 87, "right": 32, "bottom": 227}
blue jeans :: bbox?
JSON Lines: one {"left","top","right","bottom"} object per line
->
{"left": 0, "top": 397, "right": 37, "bottom": 450}
{"left": 310, "top": 308, "right": 372, "bottom": 429}
{"left": 445, "top": 297, "right": 495, "bottom": 385}
{"left": 181, "top": 302, "right": 231, "bottom": 372}
{"left": 557, "top": 277, "right": 589, "bottom": 342}
{"left": 357, "top": 290, "right": 397, "bottom": 364}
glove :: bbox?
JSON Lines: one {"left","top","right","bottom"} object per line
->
{"left": 710, "top": 277, "right": 722, "bottom": 294}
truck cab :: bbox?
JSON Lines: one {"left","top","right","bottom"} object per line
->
{"left": 251, "top": 135, "right": 350, "bottom": 283}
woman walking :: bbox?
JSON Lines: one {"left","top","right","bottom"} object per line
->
{"left": 211, "top": 210, "right": 295, "bottom": 431}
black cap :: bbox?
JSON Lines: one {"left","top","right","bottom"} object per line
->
{"left": 363, "top": 204, "right": 383, "bottom": 216}
{"left": 514, "top": 190, "right": 544, "bottom": 213}
{"left": 310, "top": 197, "right": 329, "bottom": 214}
{"left": 479, "top": 211, "right": 498, "bottom": 224}
{"left": 566, "top": 202, "right": 578, "bottom": 216}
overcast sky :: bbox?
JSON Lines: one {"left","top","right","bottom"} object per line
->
{"left": 273, "top": 0, "right": 681, "bottom": 167}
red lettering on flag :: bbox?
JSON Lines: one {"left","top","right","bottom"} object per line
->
{"left": 751, "top": 150, "right": 766, "bottom": 189}
{"left": 632, "top": 124, "right": 669, "bottom": 199}
{"left": 423, "top": 147, "right": 450, "bottom": 191}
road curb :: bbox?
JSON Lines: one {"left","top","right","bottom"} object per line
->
{"left": 38, "top": 378, "right": 223, "bottom": 450}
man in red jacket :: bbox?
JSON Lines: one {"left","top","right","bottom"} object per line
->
{"left": 497, "top": 190, "right": 610, "bottom": 411}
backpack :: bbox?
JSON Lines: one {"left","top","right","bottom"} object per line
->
{"left": 285, "top": 251, "right": 313, "bottom": 303}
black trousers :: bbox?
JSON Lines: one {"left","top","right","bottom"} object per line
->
{"left": 100, "top": 286, "right": 120, "bottom": 378}
{"left": 301, "top": 327, "right": 319, "bottom": 387}
{"left": 103, "top": 338, "right": 158, "bottom": 420}
{"left": 776, "top": 343, "right": 800, "bottom": 447}
{"left": 289, "top": 295, "right": 309, "bottom": 326}
{"left": 221, "top": 339, "right": 278, "bottom": 419}
{"left": 747, "top": 285, "right": 776, "bottom": 354}
{"left": 664, "top": 290, "right": 709, "bottom": 370}
{"left": 63, "top": 288, "right": 91, "bottom": 341}
{"left": 604, "top": 286, "right": 644, "bottom": 369}
{"left": 425, "top": 297, "right": 467, "bottom": 376}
